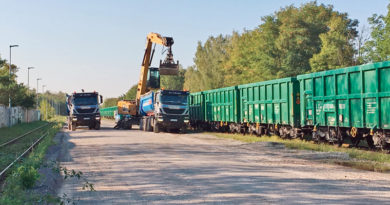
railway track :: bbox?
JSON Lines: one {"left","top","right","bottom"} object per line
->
{"left": 0, "top": 123, "right": 50, "bottom": 148}
{"left": 0, "top": 123, "right": 53, "bottom": 179}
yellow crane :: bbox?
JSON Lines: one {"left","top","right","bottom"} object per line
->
{"left": 135, "top": 32, "right": 179, "bottom": 105}
{"left": 118, "top": 32, "right": 179, "bottom": 116}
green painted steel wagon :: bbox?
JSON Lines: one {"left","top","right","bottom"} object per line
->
{"left": 189, "top": 86, "right": 239, "bottom": 130}
{"left": 237, "top": 77, "right": 301, "bottom": 137}
{"left": 100, "top": 106, "right": 117, "bottom": 119}
{"left": 189, "top": 91, "right": 205, "bottom": 124}
{"left": 297, "top": 61, "right": 390, "bottom": 148}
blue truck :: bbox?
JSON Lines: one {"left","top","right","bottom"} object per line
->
{"left": 66, "top": 91, "right": 103, "bottom": 131}
{"left": 139, "top": 90, "right": 189, "bottom": 133}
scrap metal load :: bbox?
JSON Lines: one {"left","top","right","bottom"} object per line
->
{"left": 189, "top": 61, "right": 390, "bottom": 150}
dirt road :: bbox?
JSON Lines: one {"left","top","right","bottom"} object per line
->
{"left": 56, "top": 120, "right": 390, "bottom": 204}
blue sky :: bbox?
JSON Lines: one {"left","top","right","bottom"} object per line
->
{"left": 0, "top": 0, "right": 388, "bottom": 98}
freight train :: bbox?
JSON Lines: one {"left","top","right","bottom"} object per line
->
{"left": 189, "top": 61, "right": 390, "bottom": 150}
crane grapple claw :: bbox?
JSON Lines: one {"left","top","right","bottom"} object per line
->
{"left": 159, "top": 60, "right": 179, "bottom": 75}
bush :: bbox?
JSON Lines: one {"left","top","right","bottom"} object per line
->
{"left": 17, "top": 165, "right": 40, "bottom": 189}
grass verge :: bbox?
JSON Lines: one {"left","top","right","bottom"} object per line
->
{"left": 0, "top": 116, "right": 65, "bottom": 205}
{"left": 210, "top": 132, "right": 390, "bottom": 172}
{"left": 0, "top": 121, "right": 48, "bottom": 145}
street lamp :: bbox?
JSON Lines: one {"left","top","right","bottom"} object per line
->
{"left": 27, "top": 67, "right": 34, "bottom": 89}
{"left": 8, "top": 44, "right": 19, "bottom": 127}
{"left": 36, "top": 78, "right": 42, "bottom": 109}
{"left": 42, "top": 85, "right": 47, "bottom": 119}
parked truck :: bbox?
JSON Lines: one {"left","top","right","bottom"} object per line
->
{"left": 66, "top": 91, "right": 103, "bottom": 131}
{"left": 121, "top": 32, "right": 190, "bottom": 132}
{"left": 139, "top": 90, "right": 189, "bottom": 133}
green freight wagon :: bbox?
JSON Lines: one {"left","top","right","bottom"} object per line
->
{"left": 190, "top": 86, "right": 239, "bottom": 130}
{"left": 237, "top": 77, "right": 301, "bottom": 137}
{"left": 189, "top": 91, "right": 205, "bottom": 125}
{"left": 100, "top": 106, "right": 117, "bottom": 119}
{"left": 297, "top": 61, "right": 390, "bottom": 149}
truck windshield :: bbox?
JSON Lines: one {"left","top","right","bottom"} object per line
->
{"left": 73, "top": 96, "right": 98, "bottom": 106}
{"left": 160, "top": 94, "right": 188, "bottom": 105}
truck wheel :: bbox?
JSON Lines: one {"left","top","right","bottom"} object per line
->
{"left": 139, "top": 118, "right": 144, "bottom": 130}
{"left": 95, "top": 122, "right": 101, "bottom": 130}
{"left": 147, "top": 118, "right": 153, "bottom": 132}
{"left": 71, "top": 122, "right": 76, "bottom": 131}
{"left": 68, "top": 119, "right": 71, "bottom": 131}
{"left": 153, "top": 120, "right": 159, "bottom": 133}
{"left": 143, "top": 118, "right": 147, "bottom": 131}
{"left": 180, "top": 127, "right": 187, "bottom": 134}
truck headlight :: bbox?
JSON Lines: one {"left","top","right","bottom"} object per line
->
{"left": 96, "top": 116, "right": 101, "bottom": 120}
{"left": 72, "top": 117, "right": 77, "bottom": 121}
{"left": 157, "top": 118, "right": 164, "bottom": 122}
{"left": 184, "top": 119, "right": 189, "bottom": 123}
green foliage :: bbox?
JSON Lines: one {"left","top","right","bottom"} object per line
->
{"left": 183, "top": 66, "right": 202, "bottom": 92}
{"left": 17, "top": 165, "right": 40, "bottom": 189}
{"left": 0, "top": 60, "right": 36, "bottom": 108}
{"left": 40, "top": 91, "right": 67, "bottom": 115}
{"left": 39, "top": 99, "right": 56, "bottom": 120}
{"left": 211, "top": 132, "right": 390, "bottom": 172}
{"left": 0, "top": 120, "right": 64, "bottom": 204}
{"left": 122, "top": 84, "right": 137, "bottom": 100}
{"left": 364, "top": 3, "right": 390, "bottom": 62}
{"left": 161, "top": 66, "right": 186, "bottom": 90}
{"left": 102, "top": 97, "right": 119, "bottom": 108}
{"left": 310, "top": 13, "right": 358, "bottom": 71}
{"left": 193, "top": 35, "right": 230, "bottom": 90}
{"left": 184, "top": 1, "right": 359, "bottom": 90}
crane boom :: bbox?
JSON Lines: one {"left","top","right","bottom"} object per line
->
{"left": 135, "top": 32, "right": 179, "bottom": 109}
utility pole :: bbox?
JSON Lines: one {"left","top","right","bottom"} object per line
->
{"left": 8, "top": 45, "right": 19, "bottom": 127}
{"left": 36, "top": 78, "right": 42, "bottom": 110}
{"left": 26, "top": 67, "right": 34, "bottom": 123}
{"left": 42, "top": 85, "right": 47, "bottom": 120}
{"left": 27, "top": 67, "right": 34, "bottom": 89}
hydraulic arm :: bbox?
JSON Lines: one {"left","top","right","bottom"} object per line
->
{"left": 135, "top": 32, "right": 179, "bottom": 109}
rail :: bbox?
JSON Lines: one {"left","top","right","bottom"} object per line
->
{"left": 0, "top": 123, "right": 50, "bottom": 148}
{"left": 0, "top": 132, "right": 48, "bottom": 178}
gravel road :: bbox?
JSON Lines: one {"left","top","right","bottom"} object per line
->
{"left": 55, "top": 120, "right": 390, "bottom": 204}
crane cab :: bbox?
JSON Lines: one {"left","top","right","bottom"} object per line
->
{"left": 147, "top": 67, "right": 160, "bottom": 89}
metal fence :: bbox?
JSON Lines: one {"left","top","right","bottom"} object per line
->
{"left": 0, "top": 105, "right": 40, "bottom": 128}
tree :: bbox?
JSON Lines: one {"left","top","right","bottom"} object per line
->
{"left": 0, "top": 57, "right": 36, "bottom": 108}
{"left": 184, "top": 1, "right": 359, "bottom": 90}
{"left": 122, "top": 84, "right": 137, "bottom": 100}
{"left": 183, "top": 66, "right": 202, "bottom": 92}
{"left": 160, "top": 67, "right": 186, "bottom": 90}
{"left": 193, "top": 35, "right": 230, "bottom": 90}
{"left": 39, "top": 99, "right": 55, "bottom": 120}
{"left": 364, "top": 3, "right": 390, "bottom": 62}
{"left": 310, "top": 13, "right": 358, "bottom": 71}
{"left": 102, "top": 97, "right": 119, "bottom": 108}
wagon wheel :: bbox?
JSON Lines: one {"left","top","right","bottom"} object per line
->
{"left": 312, "top": 131, "right": 320, "bottom": 143}
{"left": 279, "top": 128, "right": 287, "bottom": 139}
{"left": 366, "top": 135, "right": 375, "bottom": 150}
{"left": 337, "top": 128, "right": 344, "bottom": 147}
{"left": 350, "top": 127, "right": 361, "bottom": 147}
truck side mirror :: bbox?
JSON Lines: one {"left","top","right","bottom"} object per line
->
{"left": 100, "top": 95, "right": 103, "bottom": 104}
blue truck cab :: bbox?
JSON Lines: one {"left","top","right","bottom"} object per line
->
{"left": 66, "top": 91, "right": 103, "bottom": 131}
{"left": 139, "top": 90, "right": 189, "bottom": 133}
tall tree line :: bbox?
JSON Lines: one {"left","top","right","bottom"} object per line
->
{"left": 0, "top": 57, "right": 35, "bottom": 108}
{"left": 184, "top": 1, "right": 390, "bottom": 92}
{"left": 112, "top": 1, "right": 390, "bottom": 101}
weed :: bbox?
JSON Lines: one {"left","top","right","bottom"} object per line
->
{"left": 210, "top": 132, "right": 390, "bottom": 172}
